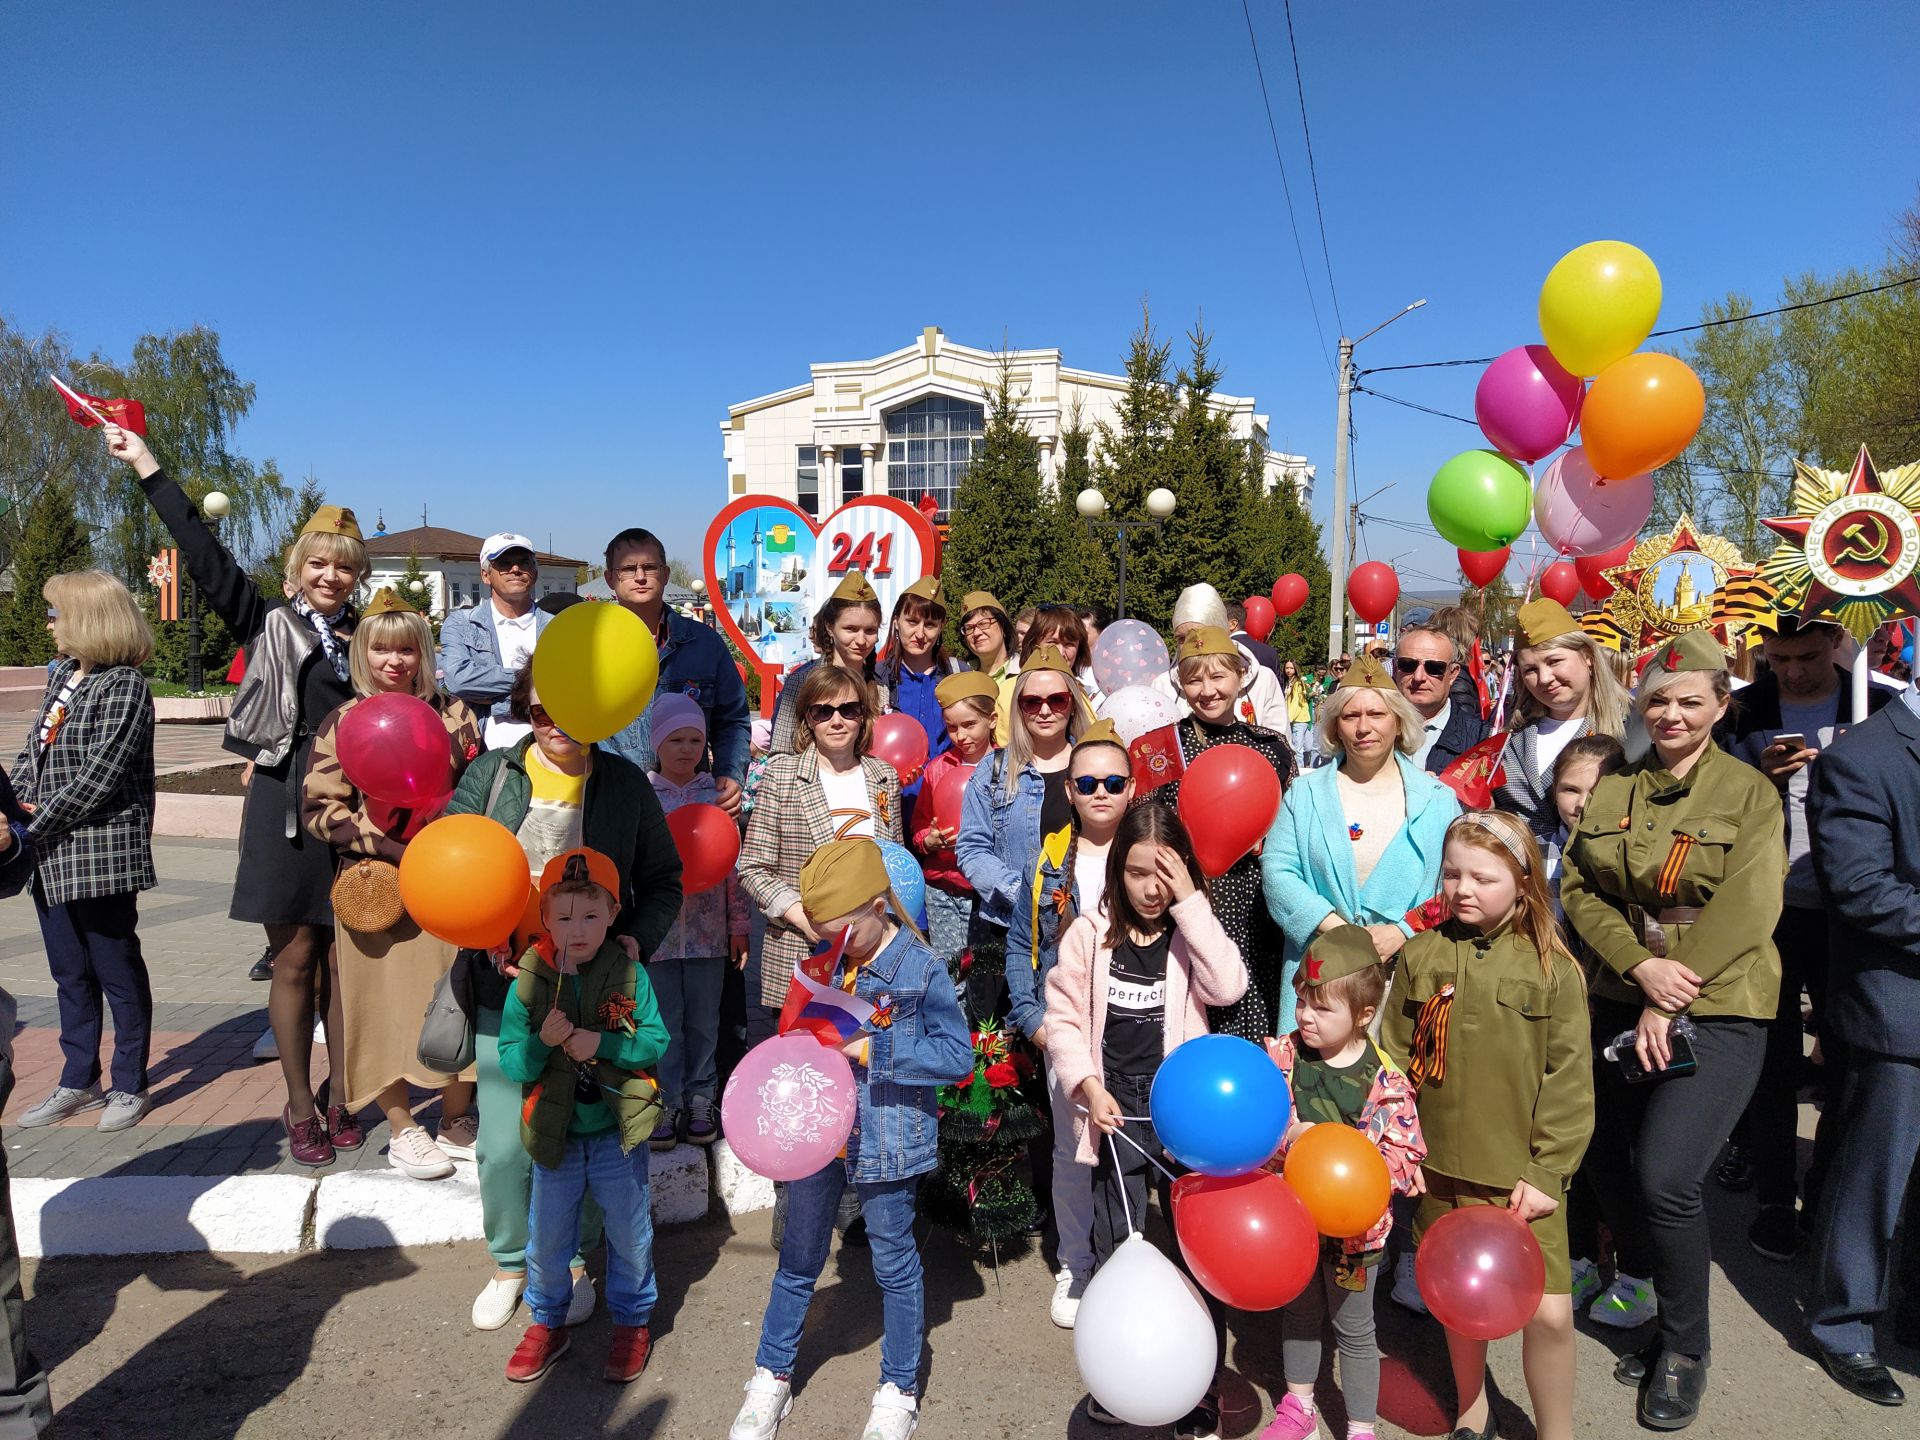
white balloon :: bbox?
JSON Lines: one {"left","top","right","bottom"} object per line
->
{"left": 1073, "top": 1235, "right": 1216, "bottom": 1426}
{"left": 1098, "top": 685, "right": 1179, "bottom": 745}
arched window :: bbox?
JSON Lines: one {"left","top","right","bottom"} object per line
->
{"left": 885, "top": 394, "right": 984, "bottom": 522}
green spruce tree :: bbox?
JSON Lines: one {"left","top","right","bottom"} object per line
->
{"left": 1036, "top": 398, "right": 1114, "bottom": 608}
{"left": 941, "top": 349, "right": 1044, "bottom": 613}
{"left": 397, "top": 546, "right": 434, "bottom": 614}
{"left": 0, "top": 479, "right": 93, "bottom": 665}
{"left": 1088, "top": 306, "right": 1178, "bottom": 622}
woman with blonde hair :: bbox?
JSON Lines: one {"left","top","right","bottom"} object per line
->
{"left": 1262, "top": 655, "right": 1459, "bottom": 1026}
{"left": 11, "top": 571, "right": 160, "bottom": 1133}
{"left": 303, "top": 590, "right": 483, "bottom": 1180}
{"left": 1495, "top": 599, "right": 1637, "bottom": 847}
{"left": 107, "top": 424, "right": 370, "bottom": 1166}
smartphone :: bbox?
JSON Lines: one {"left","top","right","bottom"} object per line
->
{"left": 1770, "top": 732, "right": 1807, "bottom": 752}
{"left": 1614, "top": 1028, "right": 1698, "bottom": 1085}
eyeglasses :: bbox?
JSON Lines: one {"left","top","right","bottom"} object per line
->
{"left": 614, "top": 562, "right": 667, "bottom": 579}
{"left": 962, "top": 619, "right": 999, "bottom": 636}
{"left": 44, "top": 607, "right": 58, "bottom": 621}
{"left": 1394, "top": 658, "right": 1451, "bottom": 678}
{"left": 1017, "top": 691, "right": 1072, "bottom": 716}
{"left": 806, "top": 701, "right": 867, "bottom": 724}
{"left": 1071, "top": 774, "right": 1129, "bottom": 796}
{"left": 528, "top": 704, "right": 556, "bottom": 727}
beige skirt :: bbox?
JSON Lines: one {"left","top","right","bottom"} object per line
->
{"left": 333, "top": 913, "right": 476, "bottom": 1111}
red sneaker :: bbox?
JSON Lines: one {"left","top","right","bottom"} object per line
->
{"left": 603, "top": 1325, "right": 652, "bottom": 1383}
{"left": 325, "top": 1105, "right": 365, "bottom": 1151}
{"left": 506, "top": 1323, "right": 570, "bottom": 1383}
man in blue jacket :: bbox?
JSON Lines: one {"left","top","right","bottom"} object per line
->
{"left": 1803, "top": 678, "right": 1919, "bottom": 1408}
{"left": 438, "top": 532, "right": 549, "bottom": 750}
{"left": 598, "top": 527, "right": 750, "bottom": 815}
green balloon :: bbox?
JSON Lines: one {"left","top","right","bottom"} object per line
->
{"left": 1427, "top": 449, "right": 1533, "bottom": 550}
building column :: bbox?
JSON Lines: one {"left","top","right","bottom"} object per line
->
{"left": 1037, "top": 437, "right": 1056, "bottom": 493}
{"left": 816, "top": 441, "right": 837, "bottom": 504}
{"left": 861, "top": 441, "right": 879, "bottom": 497}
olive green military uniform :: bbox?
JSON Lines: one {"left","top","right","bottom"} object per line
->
{"left": 1381, "top": 922, "right": 1593, "bottom": 1293}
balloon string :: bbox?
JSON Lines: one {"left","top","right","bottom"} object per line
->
{"left": 1104, "top": 1133, "right": 1138, "bottom": 1239}
{"left": 1108, "top": 1120, "right": 1182, "bottom": 1185}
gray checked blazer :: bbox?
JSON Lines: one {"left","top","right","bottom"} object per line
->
{"left": 11, "top": 660, "right": 156, "bottom": 905}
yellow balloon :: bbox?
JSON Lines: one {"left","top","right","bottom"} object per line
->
{"left": 530, "top": 601, "right": 659, "bottom": 744}
{"left": 1537, "top": 240, "right": 1662, "bottom": 377}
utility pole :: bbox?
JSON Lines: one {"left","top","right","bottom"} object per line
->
{"left": 1325, "top": 300, "right": 1427, "bottom": 661}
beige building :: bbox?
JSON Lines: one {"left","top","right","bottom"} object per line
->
{"left": 721, "top": 327, "right": 1313, "bottom": 522}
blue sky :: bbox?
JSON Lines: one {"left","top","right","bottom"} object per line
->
{"left": 4, "top": 2, "right": 1915, "bottom": 586}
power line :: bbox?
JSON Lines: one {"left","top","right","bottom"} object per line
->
{"left": 1356, "top": 272, "right": 1920, "bottom": 377}
{"left": 1281, "top": 0, "right": 1341, "bottom": 333}
{"left": 1353, "top": 385, "right": 1479, "bottom": 427}
{"left": 1238, "top": 0, "right": 1332, "bottom": 375}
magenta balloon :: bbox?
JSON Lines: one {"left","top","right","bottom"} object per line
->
{"left": 1415, "top": 1206, "right": 1547, "bottom": 1341}
{"left": 334, "top": 693, "right": 455, "bottom": 807}
{"left": 1534, "top": 446, "right": 1653, "bottom": 556}
{"left": 1474, "top": 345, "right": 1585, "bottom": 463}
{"left": 719, "top": 1034, "right": 857, "bottom": 1181}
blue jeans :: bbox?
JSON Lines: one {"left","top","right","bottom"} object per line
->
{"left": 923, "top": 888, "right": 972, "bottom": 967}
{"left": 651, "top": 956, "right": 725, "bottom": 1107}
{"left": 527, "top": 1131, "right": 656, "bottom": 1329}
{"left": 755, "top": 1164, "right": 924, "bottom": 1391}
{"left": 1290, "top": 721, "right": 1316, "bottom": 768}
{"left": 35, "top": 891, "right": 151, "bottom": 1094}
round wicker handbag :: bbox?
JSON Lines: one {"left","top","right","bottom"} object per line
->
{"left": 330, "top": 857, "right": 404, "bottom": 934}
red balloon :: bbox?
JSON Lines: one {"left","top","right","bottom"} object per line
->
{"left": 1415, "top": 1206, "right": 1547, "bottom": 1340}
{"left": 1574, "top": 538, "right": 1635, "bottom": 600}
{"left": 1175, "top": 743, "right": 1283, "bottom": 877}
{"left": 1270, "top": 573, "right": 1309, "bottom": 617}
{"left": 1540, "top": 560, "right": 1582, "bottom": 607}
{"left": 869, "top": 713, "right": 930, "bottom": 785}
{"left": 1170, "top": 1172, "right": 1318, "bottom": 1310}
{"left": 665, "top": 802, "right": 740, "bottom": 896}
{"left": 1347, "top": 561, "right": 1399, "bottom": 624}
{"left": 335, "top": 693, "right": 454, "bottom": 807}
{"left": 1242, "top": 596, "right": 1277, "bottom": 642}
{"left": 1457, "top": 547, "right": 1511, "bottom": 589}
{"left": 932, "top": 761, "right": 977, "bottom": 837}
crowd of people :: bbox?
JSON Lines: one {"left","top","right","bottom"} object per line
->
{"left": 0, "top": 416, "right": 1910, "bottom": 1439}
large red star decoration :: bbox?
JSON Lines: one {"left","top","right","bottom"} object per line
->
{"left": 1591, "top": 515, "right": 1759, "bottom": 659}
{"left": 1760, "top": 444, "right": 1920, "bottom": 641}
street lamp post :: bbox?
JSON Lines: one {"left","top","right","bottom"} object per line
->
{"left": 1078, "top": 486, "right": 1176, "bottom": 620}
{"left": 1327, "top": 299, "right": 1427, "bottom": 661}
{"left": 187, "top": 491, "right": 231, "bottom": 692}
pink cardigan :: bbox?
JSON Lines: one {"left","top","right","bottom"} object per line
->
{"left": 1043, "top": 893, "right": 1248, "bottom": 1166}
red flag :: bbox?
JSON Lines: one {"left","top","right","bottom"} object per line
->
{"left": 1467, "top": 638, "right": 1492, "bottom": 720}
{"left": 1436, "top": 732, "right": 1509, "bottom": 811}
{"left": 1127, "top": 723, "right": 1186, "bottom": 794}
{"left": 51, "top": 376, "right": 146, "bottom": 436}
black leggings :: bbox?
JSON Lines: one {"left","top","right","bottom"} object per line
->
{"left": 1585, "top": 999, "right": 1766, "bottom": 1356}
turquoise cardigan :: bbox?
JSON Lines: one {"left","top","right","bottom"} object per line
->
{"left": 1260, "top": 752, "right": 1460, "bottom": 1031}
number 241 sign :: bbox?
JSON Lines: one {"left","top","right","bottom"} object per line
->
{"left": 703, "top": 494, "right": 942, "bottom": 713}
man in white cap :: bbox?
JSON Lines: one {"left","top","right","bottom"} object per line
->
{"left": 438, "top": 532, "right": 550, "bottom": 749}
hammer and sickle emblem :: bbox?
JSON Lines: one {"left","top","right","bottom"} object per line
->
{"left": 1836, "top": 513, "right": 1892, "bottom": 565}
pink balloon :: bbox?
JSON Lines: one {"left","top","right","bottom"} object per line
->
{"left": 1415, "top": 1207, "right": 1546, "bottom": 1340}
{"left": 336, "top": 693, "right": 455, "bottom": 807}
{"left": 1475, "top": 345, "right": 1585, "bottom": 463}
{"left": 1534, "top": 446, "right": 1654, "bottom": 556}
{"left": 719, "top": 1034, "right": 857, "bottom": 1181}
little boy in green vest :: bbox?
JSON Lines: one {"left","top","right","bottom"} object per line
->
{"left": 498, "top": 847, "right": 669, "bottom": 1385}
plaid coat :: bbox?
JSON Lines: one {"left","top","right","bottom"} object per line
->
{"left": 11, "top": 661, "right": 156, "bottom": 905}
{"left": 738, "top": 748, "right": 902, "bottom": 1008}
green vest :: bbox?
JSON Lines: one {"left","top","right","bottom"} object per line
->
{"left": 512, "top": 944, "right": 663, "bottom": 1169}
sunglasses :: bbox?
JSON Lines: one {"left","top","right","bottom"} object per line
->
{"left": 1018, "top": 691, "right": 1072, "bottom": 716}
{"left": 807, "top": 701, "right": 867, "bottom": 724}
{"left": 1394, "top": 658, "right": 1451, "bottom": 678}
{"left": 528, "top": 704, "right": 556, "bottom": 728}
{"left": 1071, "top": 774, "right": 1129, "bottom": 796}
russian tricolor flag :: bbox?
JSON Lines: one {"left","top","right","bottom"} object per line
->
{"left": 778, "top": 927, "right": 875, "bottom": 1046}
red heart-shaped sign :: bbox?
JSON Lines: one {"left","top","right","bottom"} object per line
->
{"left": 703, "top": 494, "right": 941, "bottom": 714}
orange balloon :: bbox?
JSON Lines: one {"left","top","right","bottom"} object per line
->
{"left": 1580, "top": 352, "right": 1704, "bottom": 479}
{"left": 399, "top": 814, "right": 532, "bottom": 949}
{"left": 1282, "top": 1122, "right": 1392, "bottom": 1239}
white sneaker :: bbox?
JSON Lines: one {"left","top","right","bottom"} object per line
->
{"left": 1588, "top": 1272, "right": 1658, "bottom": 1329}
{"left": 1570, "top": 1256, "right": 1604, "bottom": 1310}
{"left": 1390, "top": 1251, "right": 1429, "bottom": 1314}
{"left": 729, "top": 1367, "right": 793, "bottom": 1440}
{"left": 471, "top": 1274, "right": 525, "bottom": 1331}
{"left": 251, "top": 1028, "right": 278, "bottom": 1062}
{"left": 386, "top": 1125, "right": 455, "bottom": 1180}
{"left": 1049, "top": 1270, "right": 1081, "bottom": 1329}
{"left": 565, "top": 1272, "right": 596, "bottom": 1327}
{"left": 437, "top": 1113, "right": 479, "bottom": 1161}
{"left": 860, "top": 1383, "right": 918, "bottom": 1440}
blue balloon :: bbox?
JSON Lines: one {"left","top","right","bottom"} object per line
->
{"left": 1149, "top": 1034, "right": 1291, "bottom": 1177}
{"left": 878, "top": 840, "right": 927, "bottom": 926}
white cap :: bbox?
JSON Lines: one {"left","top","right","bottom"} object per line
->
{"left": 480, "top": 532, "right": 536, "bottom": 565}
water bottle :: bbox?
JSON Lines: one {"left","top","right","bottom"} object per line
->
{"left": 1603, "top": 1013, "right": 1697, "bottom": 1062}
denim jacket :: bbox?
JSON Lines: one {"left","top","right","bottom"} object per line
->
{"left": 600, "top": 609, "right": 751, "bottom": 785}
{"left": 1005, "top": 823, "right": 1078, "bottom": 1040}
{"left": 955, "top": 751, "right": 1047, "bottom": 931}
{"left": 842, "top": 925, "right": 974, "bottom": 1182}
